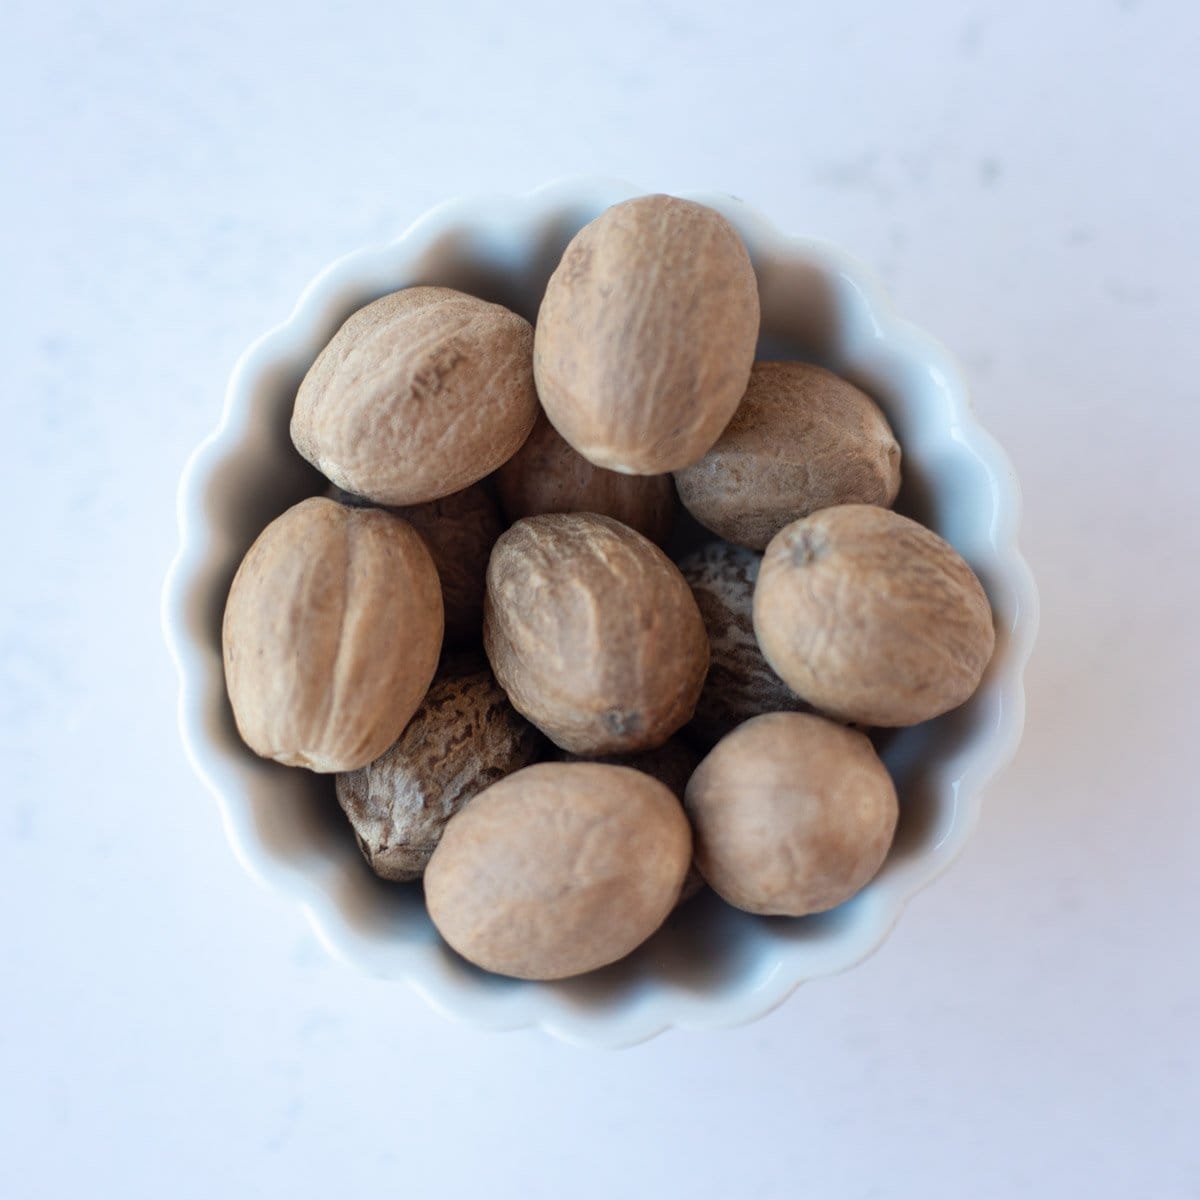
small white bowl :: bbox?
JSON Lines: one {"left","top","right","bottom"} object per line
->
{"left": 162, "top": 180, "right": 1037, "bottom": 1048}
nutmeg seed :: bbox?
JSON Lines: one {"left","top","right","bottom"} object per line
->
{"left": 336, "top": 662, "right": 541, "bottom": 881}
{"left": 534, "top": 195, "right": 760, "bottom": 474}
{"left": 685, "top": 712, "right": 898, "bottom": 916}
{"left": 222, "top": 497, "right": 443, "bottom": 773}
{"left": 292, "top": 286, "right": 538, "bottom": 505}
{"left": 484, "top": 513, "right": 709, "bottom": 755}
{"left": 753, "top": 505, "right": 995, "bottom": 726}
{"left": 674, "top": 361, "right": 901, "bottom": 550}
{"left": 425, "top": 762, "right": 692, "bottom": 979}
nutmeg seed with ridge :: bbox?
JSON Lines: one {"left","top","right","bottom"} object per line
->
{"left": 484, "top": 512, "right": 709, "bottom": 754}
{"left": 222, "top": 497, "right": 443, "bottom": 773}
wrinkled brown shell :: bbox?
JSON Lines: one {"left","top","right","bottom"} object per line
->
{"left": 425, "top": 763, "right": 692, "bottom": 979}
{"left": 534, "top": 195, "right": 760, "bottom": 474}
{"left": 551, "top": 737, "right": 704, "bottom": 902}
{"left": 222, "top": 497, "right": 443, "bottom": 773}
{"left": 484, "top": 513, "right": 710, "bottom": 754}
{"left": 685, "top": 712, "right": 898, "bottom": 916}
{"left": 496, "top": 411, "right": 677, "bottom": 545}
{"left": 674, "top": 362, "right": 901, "bottom": 550}
{"left": 678, "top": 541, "right": 811, "bottom": 745}
{"left": 753, "top": 505, "right": 995, "bottom": 726}
{"left": 292, "top": 286, "right": 538, "bottom": 505}
{"left": 335, "top": 666, "right": 542, "bottom": 881}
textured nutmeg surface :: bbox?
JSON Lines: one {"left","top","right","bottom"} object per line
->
{"left": 533, "top": 195, "right": 760, "bottom": 474}
{"left": 484, "top": 512, "right": 709, "bottom": 755}
{"left": 753, "top": 505, "right": 995, "bottom": 726}
{"left": 328, "top": 481, "right": 502, "bottom": 646}
{"left": 674, "top": 361, "right": 901, "bottom": 550}
{"left": 552, "top": 737, "right": 704, "bottom": 902}
{"left": 496, "top": 411, "right": 677, "bottom": 545}
{"left": 685, "top": 712, "right": 898, "bottom": 916}
{"left": 336, "top": 664, "right": 542, "bottom": 881}
{"left": 222, "top": 497, "right": 443, "bottom": 773}
{"left": 291, "top": 286, "right": 538, "bottom": 505}
{"left": 424, "top": 762, "right": 692, "bottom": 980}
{"left": 677, "top": 541, "right": 811, "bottom": 745}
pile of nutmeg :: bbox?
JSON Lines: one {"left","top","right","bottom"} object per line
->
{"left": 223, "top": 195, "right": 995, "bottom": 981}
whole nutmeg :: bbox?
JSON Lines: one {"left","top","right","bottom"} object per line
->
{"left": 484, "top": 513, "right": 709, "bottom": 754}
{"left": 677, "top": 541, "right": 810, "bottom": 745}
{"left": 335, "top": 664, "right": 542, "bottom": 881}
{"left": 425, "top": 763, "right": 692, "bottom": 979}
{"left": 674, "top": 362, "right": 902, "bottom": 550}
{"left": 291, "top": 287, "right": 538, "bottom": 505}
{"left": 551, "top": 737, "right": 704, "bottom": 903}
{"left": 534, "top": 195, "right": 760, "bottom": 474}
{"left": 753, "top": 505, "right": 995, "bottom": 726}
{"left": 496, "top": 411, "right": 677, "bottom": 545}
{"left": 685, "top": 712, "right": 898, "bottom": 916}
{"left": 222, "top": 497, "right": 443, "bottom": 772}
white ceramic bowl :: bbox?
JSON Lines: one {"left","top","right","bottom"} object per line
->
{"left": 162, "top": 179, "right": 1037, "bottom": 1047}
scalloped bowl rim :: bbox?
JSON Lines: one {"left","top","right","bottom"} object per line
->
{"left": 162, "top": 179, "right": 1038, "bottom": 1048}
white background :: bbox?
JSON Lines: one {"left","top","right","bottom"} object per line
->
{"left": 3, "top": 1, "right": 1198, "bottom": 1197}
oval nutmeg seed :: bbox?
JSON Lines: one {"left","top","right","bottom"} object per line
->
{"left": 685, "top": 712, "right": 898, "bottom": 916}
{"left": 483, "top": 513, "right": 710, "bottom": 755}
{"left": 496, "top": 410, "right": 677, "bottom": 545}
{"left": 291, "top": 286, "right": 538, "bottom": 506}
{"left": 335, "top": 664, "right": 542, "bottom": 882}
{"left": 677, "top": 541, "right": 811, "bottom": 746}
{"left": 674, "top": 361, "right": 902, "bottom": 550}
{"left": 222, "top": 497, "right": 444, "bottom": 773}
{"left": 424, "top": 762, "right": 692, "bottom": 980}
{"left": 753, "top": 505, "right": 996, "bottom": 726}
{"left": 533, "top": 195, "right": 760, "bottom": 475}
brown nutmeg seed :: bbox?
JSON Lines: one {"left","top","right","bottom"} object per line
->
{"left": 483, "top": 512, "right": 709, "bottom": 755}
{"left": 534, "top": 195, "right": 760, "bottom": 474}
{"left": 753, "top": 505, "right": 995, "bottom": 726}
{"left": 292, "top": 286, "right": 538, "bottom": 505}
{"left": 222, "top": 497, "right": 443, "bottom": 773}
{"left": 336, "top": 663, "right": 542, "bottom": 881}
{"left": 674, "top": 361, "right": 901, "bottom": 550}
{"left": 685, "top": 712, "right": 898, "bottom": 916}
{"left": 425, "top": 762, "right": 692, "bottom": 980}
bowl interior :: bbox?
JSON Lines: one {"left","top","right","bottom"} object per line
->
{"left": 167, "top": 185, "right": 1030, "bottom": 1040}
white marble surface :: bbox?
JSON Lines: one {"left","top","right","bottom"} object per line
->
{"left": 2, "top": 1, "right": 1197, "bottom": 1197}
